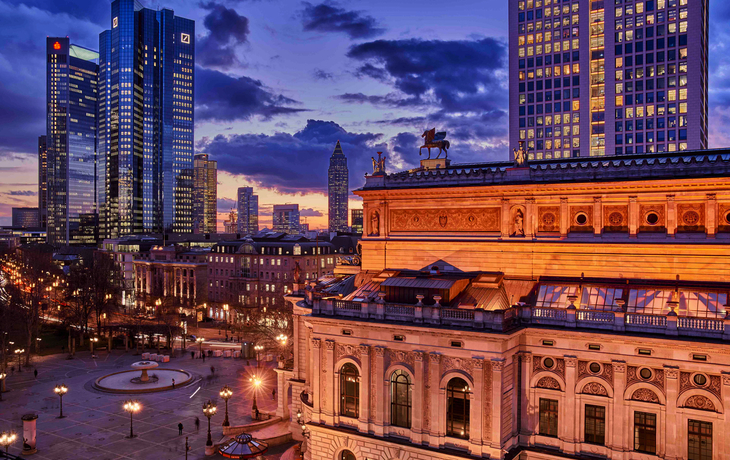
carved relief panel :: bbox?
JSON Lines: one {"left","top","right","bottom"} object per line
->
{"left": 569, "top": 206, "right": 593, "bottom": 233}
{"left": 719, "top": 204, "right": 730, "bottom": 233}
{"left": 677, "top": 203, "right": 706, "bottom": 232}
{"left": 603, "top": 205, "right": 629, "bottom": 232}
{"left": 639, "top": 204, "right": 666, "bottom": 233}
{"left": 390, "top": 208, "right": 500, "bottom": 232}
{"left": 538, "top": 206, "right": 560, "bottom": 233}
{"left": 627, "top": 366, "right": 665, "bottom": 395}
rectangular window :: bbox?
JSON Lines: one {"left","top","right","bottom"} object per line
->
{"left": 585, "top": 405, "right": 606, "bottom": 445}
{"left": 634, "top": 412, "right": 657, "bottom": 454}
{"left": 539, "top": 399, "right": 559, "bottom": 437}
{"left": 688, "top": 420, "right": 712, "bottom": 460}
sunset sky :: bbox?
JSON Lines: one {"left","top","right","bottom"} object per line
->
{"left": 1, "top": 0, "right": 730, "bottom": 229}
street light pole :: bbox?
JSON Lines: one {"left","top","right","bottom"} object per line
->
{"left": 123, "top": 400, "right": 140, "bottom": 438}
{"left": 14, "top": 349, "right": 24, "bottom": 372}
{"left": 54, "top": 384, "right": 68, "bottom": 418}
{"left": 249, "top": 375, "right": 261, "bottom": 419}
{"left": 220, "top": 385, "right": 233, "bottom": 427}
{"left": 202, "top": 400, "right": 217, "bottom": 446}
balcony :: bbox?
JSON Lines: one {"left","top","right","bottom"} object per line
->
{"left": 318, "top": 299, "right": 730, "bottom": 341}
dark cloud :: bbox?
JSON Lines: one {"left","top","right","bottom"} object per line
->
{"left": 301, "top": 2, "right": 385, "bottom": 39}
{"left": 334, "top": 92, "right": 423, "bottom": 108}
{"left": 217, "top": 197, "right": 237, "bottom": 210}
{"left": 196, "top": 67, "right": 308, "bottom": 122}
{"left": 199, "top": 119, "right": 385, "bottom": 194}
{"left": 8, "top": 190, "right": 37, "bottom": 196}
{"left": 313, "top": 69, "right": 334, "bottom": 80}
{"left": 300, "top": 208, "right": 323, "bottom": 217}
{"left": 197, "top": 2, "right": 250, "bottom": 69}
{"left": 0, "top": 82, "right": 45, "bottom": 158}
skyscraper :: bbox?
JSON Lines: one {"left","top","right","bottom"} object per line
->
{"left": 38, "top": 135, "right": 47, "bottom": 229}
{"left": 46, "top": 37, "right": 99, "bottom": 246}
{"left": 273, "top": 204, "right": 300, "bottom": 234}
{"left": 328, "top": 140, "right": 349, "bottom": 232}
{"left": 509, "top": 0, "right": 707, "bottom": 159}
{"left": 12, "top": 208, "right": 40, "bottom": 229}
{"left": 350, "top": 208, "right": 363, "bottom": 234}
{"left": 237, "top": 187, "right": 259, "bottom": 235}
{"left": 97, "top": 0, "right": 195, "bottom": 239}
{"left": 193, "top": 153, "right": 217, "bottom": 234}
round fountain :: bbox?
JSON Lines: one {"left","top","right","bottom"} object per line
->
{"left": 93, "top": 360, "right": 193, "bottom": 394}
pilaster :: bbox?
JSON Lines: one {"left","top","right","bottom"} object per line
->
{"left": 707, "top": 193, "right": 717, "bottom": 238}
{"left": 667, "top": 194, "right": 676, "bottom": 237}
{"left": 664, "top": 366, "right": 679, "bottom": 459}
{"left": 593, "top": 197, "right": 602, "bottom": 236}
{"left": 628, "top": 196, "right": 638, "bottom": 237}
{"left": 358, "top": 345, "right": 371, "bottom": 432}
{"left": 491, "top": 358, "right": 505, "bottom": 452}
{"left": 469, "top": 357, "right": 485, "bottom": 456}
{"left": 412, "top": 351, "right": 425, "bottom": 442}
{"left": 501, "top": 198, "right": 510, "bottom": 239}
{"left": 428, "top": 352, "right": 441, "bottom": 447}
{"left": 373, "top": 346, "right": 386, "bottom": 436}
{"left": 525, "top": 198, "right": 536, "bottom": 239}
{"left": 311, "top": 338, "right": 322, "bottom": 421}
{"left": 519, "top": 353, "right": 533, "bottom": 441}
{"left": 324, "top": 340, "right": 335, "bottom": 421}
{"left": 611, "top": 360, "right": 627, "bottom": 460}
{"left": 560, "top": 197, "right": 569, "bottom": 238}
{"left": 563, "top": 356, "right": 578, "bottom": 454}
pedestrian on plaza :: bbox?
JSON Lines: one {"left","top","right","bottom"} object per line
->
{"left": 202, "top": 353, "right": 205, "bottom": 362}
{"left": 172, "top": 379, "right": 175, "bottom": 389}
{"left": 190, "top": 351, "right": 194, "bottom": 360}
{"left": 210, "top": 366, "right": 215, "bottom": 375}
{"left": 34, "top": 369, "right": 38, "bottom": 379}
{"left": 195, "top": 417, "right": 200, "bottom": 431}
{"left": 272, "top": 388, "right": 276, "bottom": 400}
{"left": 178, "top": 422, "right": 183, "bottom": 435}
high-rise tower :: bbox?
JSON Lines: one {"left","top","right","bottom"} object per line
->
{"left": 46, "top": 37, "right": 99, "bottom": 246}
{"left": 237, "top": 187, "right": 259, "bottom": 235}
{"left": 193, "top": 153, "right": 217, "bottom": 233}
{"left": 328, "top": 140, "right": 349, "bottom": 232}
{"left": 273, "top": 204, "right": 300, "bottom": 234}
{"left": 509, "top": 0, "right": 708, "bottom": 159}
{"left": 38, "top": 135, "right": 47, "bottom": 229}
{"left": 98, "top": 0, "right": 195, "bottom": 238}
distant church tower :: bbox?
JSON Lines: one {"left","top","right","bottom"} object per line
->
{"left": 328, "top": 140, "right": 349, "bottom": 233}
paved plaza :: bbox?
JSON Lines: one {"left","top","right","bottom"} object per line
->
{"left": 0, "top": 349, "right": 290, "bottom": 460}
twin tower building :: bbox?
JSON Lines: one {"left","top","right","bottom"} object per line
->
{"left": 44, "top": 0, "right": 195, "bottom": 246}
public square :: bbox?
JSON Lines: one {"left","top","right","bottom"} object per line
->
{"left": 0, "top": 348, "right": 292, "bottom": 459}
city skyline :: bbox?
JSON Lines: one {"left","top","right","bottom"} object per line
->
{"left": 2, "top": 0, "right": 730, "bottom": 229}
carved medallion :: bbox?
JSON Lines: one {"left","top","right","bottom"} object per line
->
{"left": 627, "top": 366, "right": 665, "bottom": 395}
{"left": 684, "top": 395, "right": 716, "bottom": 412}
{"left": 603, "top": 205, "right": 629, "bottom": 232}
{"left": 387, "top": 349, "right": 415, "bottom": 367}
{"left": 390, "top": 208, "right": 500, "bottom": 232}
{"left": 442, "top": 356, "right": 474, "bottom": 374}
{"left": 679, "top": 372, "right": 721, "bottom": 400}
{"left": 719, "top": 204, "right": 730, "bottom": 232}
{"left": 677, "top": 203, "right": 705, "bottom": 231}
{"left": 631, "top": 388, "right": 660, "bottom": 404}
{"left": 538, "top": 206, "right": 560, "bottom": 232}
{"left": 578, "top": 360, "right": 614, "bottom": 388}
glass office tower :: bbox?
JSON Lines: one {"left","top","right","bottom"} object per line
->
{"left": 328, "top": 140, "right": 349, "bottom": 233}
{"left": 509, "top": 0, "right": 707, "bottom": 159}
{"left": 237, "top": 187, "right": 259, "bottom": 235}
{"left": 193, "top": 153, "right": 217, "bottom": 234}
{"left": 98, "top": 0, "right": 195, "bottom": 238}
{"left": 46, "top": 37, "right": 99, "bottom": 246}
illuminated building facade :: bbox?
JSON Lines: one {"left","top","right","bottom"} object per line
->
{"left": 46, "top": 37, "right": 99, "bottom": 246}
{"left": 509, "top": 0, "right": 707, "bottom": 159}
{"left": 11, "top": 208, "right": 40, "bottom": 229}
{"left": 38, "top": 135, "right": 47, "bottom": 229}
{"left": 351, "top": 208, "right": 363, "bottom": 234}
{"left": 280, "top": 151, "right": 730, "bottom": 460}
{"left": 98, "top": 0, "right": 195, "bottom": 239}
{"left": 328, "top": 140, "right": 349, "bottom": 232}
{"left": 237, "top": 187, "right": 259, "bottom": 235}
{"left": 273, "top": 204, "right": 300, "bottom": 234}
{"left": 193, "top": 153, "right": 217, "bottom": 234}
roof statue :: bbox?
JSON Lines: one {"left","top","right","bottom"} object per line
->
{"left": 371, "top": 151, "right": 387, "bottom": 176}
{"left": 419, "top": 128, "right": 450, "bottom": 159}
{"left": 513, "top": 141, "right": 528, "bottom": 167}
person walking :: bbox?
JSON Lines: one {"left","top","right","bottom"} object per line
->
{"left": 178, "top": 422, "right": 183, "bottom": 435}
{"left": 272, "top": 388, "right": 276, "bottom": 400}
{"left": 202, "top": 353, "right": 205, "bottom": 362}
{"left": 195, "top": 417, "right": 200, "bottom": 431}
{"left": 34, "top": 369, "right": 38, "bottom": 379}
{"left": 210, "top": 366, "right": 215, "bottom": 375}
{"left": 172, "top": 379, "right": 175, "bottom": 389}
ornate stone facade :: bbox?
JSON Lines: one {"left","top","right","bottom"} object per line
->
{"left": 390, "top": 208, "right": 500, "bottom": 232}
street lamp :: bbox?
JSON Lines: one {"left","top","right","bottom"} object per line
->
{"left": 196, "top": 337, "right": 205, "bottom": 358}
{"left": 0, "top": 372, "right": 6, "bottom": 402}
{"left": 14, "top": 349, "right": 24, "bottom": 372}
{"left": 276, "top": 334, "right": 288, "bottom": 346}
{"left": 202, "top": 400, "right": 217, "bottom": 446}
{"left": 254, "top": 345, "right": 263, "bottom": 367}
{"left": 90, "top": 337, "right": 99, "bottom": 358}
{"left": 249, "top": 375, "right": 262, "bottom": 419}
{"left": 54, "top": 384, "right": 68, "bottom": 418}
{"left": 0, "top": 431, "right": 17, "bottom": 454}
{"left": 123, "top": 400, "right": 141, "bottom": 438}
{"left": 219, "top": 385, "right": 233, "bottom": 427}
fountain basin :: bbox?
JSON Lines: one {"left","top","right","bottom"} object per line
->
{"left": 94, "top": 368, "right": 193, "bottom": 393}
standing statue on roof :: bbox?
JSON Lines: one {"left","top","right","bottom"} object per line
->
{"left": 371, "top": 152, "right": 387, "bottom": 175}
{"left": 513, "top": 141, "right": 528, "bottom": 167}
{"left": 419, "top": 128, "right": 450, "bottom": 159}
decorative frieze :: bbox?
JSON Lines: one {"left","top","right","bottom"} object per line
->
{"left": 631, "top": 388, "right": 660, "bottom": 404}
{"left": 536, "top": 376, "right": 561, "bottom": 390}
{"left": 387, "top": 349, "right": 415, "bottom": 367}
{"left": 683, "top": 395, "right": 716, "bottom": 412}
{"left": 390, "top": 208, "right": 500, "bottom": 232}
{"left": 581, "top": 382, "right": 609, "bottom": 397}
{"left": 677, "top": 203, "right": 705, "bottom": 231}
{"left": 442, "top": 356, "right": 474, "bottom": 374}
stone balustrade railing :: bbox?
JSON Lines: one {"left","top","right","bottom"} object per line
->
{"left": 318, "top": 298, "right": 730, "bottom": 340}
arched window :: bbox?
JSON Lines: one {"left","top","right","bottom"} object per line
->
{"left": 340, "top": 363, "right": 359, "bottom": 418}
{"left": 446, "top": 377, "right": 470, "bottom": 439}
{"left": 340, "top": 450, "right": 356, "bottom": 460}
{"left": 390, "top": 370, "right": 411, "bottom": 428}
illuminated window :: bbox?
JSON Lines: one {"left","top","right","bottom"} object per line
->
{"left": 446, "top": 378, "right": 470, "bottom": 439}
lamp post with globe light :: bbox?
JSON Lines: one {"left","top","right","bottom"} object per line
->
{"left": 54, "top": 384, "right": 68, "bottom": 418}
{"left": 0, "top": 431, "right": 17, "bottom": 454}
{"left": 254, "top": 344, "right": 263, "bottom": 368}
{"left": 249, "top": 375, "right": 262, "bottom": 419}
{"left": 196, "top": 337, "right": 205, "bottom": 358}
{"left": 202, "top": 400, "right": 217, "bottom": 446}
{"left": 0, "top": 372, "right": 5, "bottom": 402}
{"left": 220, "top": 385, "right": 233, "bottom": 426}
{"left": 14, "top": 349, "right": 24, "bottom": 372}
{"left": 123, "top": 400, "right": 141, "bottom": 438}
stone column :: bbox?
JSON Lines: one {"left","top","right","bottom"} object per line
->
{"left": 593, "top": 197, "right": 602, "bottom": 236}
{"left": 311, "top": 338, "right": 322, "bottom": 421}
{"left": 276, "top": 369, "right": 287, "bottom": 419}
{"left": 412, "top": 351, "right": 425, "bottom": 442}
{"left": 428, "top": 352, "right": 441, "bottom": 447}
{"left": 501, "top": 198, "right": 510, "bottom": 239}
{"left": 707, "top": 193, "right": 717, "bottom": 238}
{"left": 470, "top": 358, "right": 485, "bottom": 456}
{"left": 560, "top": 198, "right": 569, "bottom": 238}
{"left": 664, "top": 366, "right": 680, "bottom": 459}
{"left": 519, "top": 353, "right": 533, "bottom": 442}
{"left": 491, "top": 359, "right": 505, "bottom": 451}
{"left": 628, "top": 196, "right": 638, "bottom": 238}
{"left": 525, "top": 198, "right": 536, "bottom": 239}
{"left": 374, "top": 346, "right": 386, "bottom": 436}
{"left": 667, "top": 195, "right": 676, "bottom": 237}
{"left": 358, "top": 345, "right": 371, "bottom": 431}
{"left": 563, "top": 356, "right": 578, "bottom": 454}
{"left": 324, "top": 340, "right": 335, "bottom": 422}
{"left": 611, "top": 361, "right": 627, "bottom": 457}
